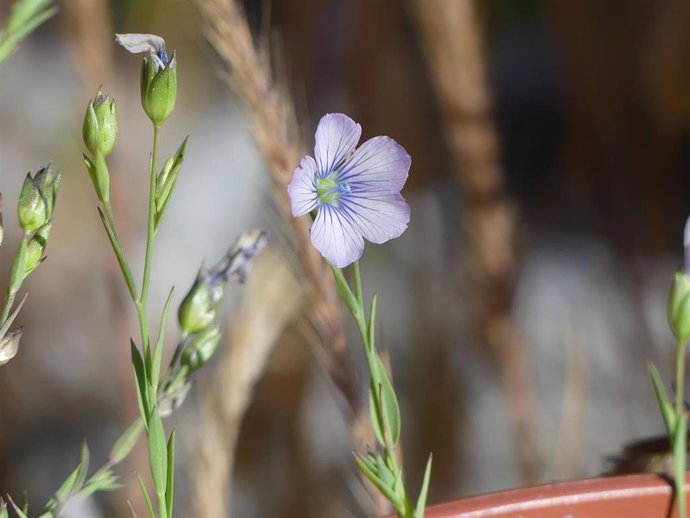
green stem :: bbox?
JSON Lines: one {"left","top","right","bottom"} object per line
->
{"left": 139, "top": 124, "right": 160, "bottom": 349}
{"left": 341, "top": 261, "right": 414, "bottom": 518}
{"left": 0, "top": 292, "right": 15, "bottom": 325}
{"left": 676, "top": 339, "right": 688, "bottom": 518}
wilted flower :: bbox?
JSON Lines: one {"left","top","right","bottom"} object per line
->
{"left": 178, "top": 229, "right": 269, "bottom": 334}
{"left": 0, "top": 328, "right": 22, "bottom": 366}
{"left": 287, "top": 113, "right": 411, "bottom": 268}
{"left": 115, "top": 33, "right": 177, "bottom": 126}
{"left": 158, "top": 380, "right": 192, "bottom": 418}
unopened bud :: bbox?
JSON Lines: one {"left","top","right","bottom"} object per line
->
{"left": 17, "top": 173, "right": 47, "bottom": 233}
{"left": 83, "top": 88, "right": 118, "bottom": 157}
{"left": 0, "top": 328, "right": 23, "bottom": 366}
{"left": 178, "top": 275, "right": 216, "bottom": 335}
{"left": 181, "top": 326, "right": 221, "bottom": 373}
{"left": 669, "top": 272, "right": 690, "bottom": 342}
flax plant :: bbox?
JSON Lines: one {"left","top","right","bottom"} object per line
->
{"left": 650, "top": 216, "right": 690, "bottom": 518}
{"left": 288, "top": 113, "right": 432, "bottom": 518}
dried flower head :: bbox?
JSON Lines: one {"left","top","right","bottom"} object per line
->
{"left": 0, "top": 328, "right": 23, "bottom": 366}
{"left": 288, "top": 113, "right": 411, "bottom": 268}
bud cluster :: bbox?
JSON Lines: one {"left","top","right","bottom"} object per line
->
{"left": 0, "top": 165, "right": 61, "bottom": 367}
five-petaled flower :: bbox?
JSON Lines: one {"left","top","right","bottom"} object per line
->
{"left": 287, "top": 113, "right": 411, "bottom": 268}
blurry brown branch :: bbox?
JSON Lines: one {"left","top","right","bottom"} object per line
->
{"left": 410, "top": 0, "right": 541, "bottom": 482}
{"left": 193, "top": 0, "right": 361, "bottom": 422}
{"left": 191, "top": 253, "right": 302, "bottom": 518}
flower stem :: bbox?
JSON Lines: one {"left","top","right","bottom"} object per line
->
{"left": 676, "top": 339, "right": 688, "bottom": 518}
{"left": 335, "top": 260, "right": 416, "bottom": 518}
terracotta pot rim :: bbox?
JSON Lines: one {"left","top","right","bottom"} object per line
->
{"left": 424, "top": 472, "right": 686, "bottom": 518}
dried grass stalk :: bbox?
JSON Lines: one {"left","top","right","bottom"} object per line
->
{"left": 194, "top": 0, "right": 361, "bottom": 423}
{"left": 191, "top": 252, "right": 302, "bottom": 518}
{"left": 411, "top": 0, "right": 542, "bottom": 482}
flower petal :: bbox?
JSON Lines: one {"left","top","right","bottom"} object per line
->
{"left": 338, "top": 136, "right": 411, "bottom": 193}
{"left": 287, "top": 155, "right": 318, "bottom": 216}
{"left": 341, "top": 192, "right": 410, "bottom": 244}
{"left": 314, "top": 113, "right": 362, "bottom": 178}
{"left": 115, "top": 33, "right": 166, "bottom": 55}
{"left": 310, "top": 205, "right": 364, "bottom": 268}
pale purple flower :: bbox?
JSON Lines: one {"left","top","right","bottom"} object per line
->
{"left": 288, "top": 113, "right": 411, "bottom": 268}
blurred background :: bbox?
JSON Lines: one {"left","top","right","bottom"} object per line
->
{"left": 2, "top": 0, "right": 690, "bottom": 517}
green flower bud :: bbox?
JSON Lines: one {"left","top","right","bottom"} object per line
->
{"left": 669, "top": 271, "right": 690, "bottom": 342}
{"left": 17, "top": 173, "right": 47, "bottom": 233}
{"left": 178, "top": 275, "right": 216, "bottom": 335}
{"left": 83, "top": 89, "right": 118, "bottom": 157}
{"left": 141, "top": 54, "right": 177, "bottom": 126}
{"left": 181, "top": 326, "right": 221, "bottom": 373}
{"left": 25, "top": 221, "right": 52, "bottom": 275}
{"left": 0, "top": 328, "right": 23, "bottom": 366}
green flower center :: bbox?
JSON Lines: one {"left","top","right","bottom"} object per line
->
{"left": 317, "top": 177, "right": 343, "bottom": 205}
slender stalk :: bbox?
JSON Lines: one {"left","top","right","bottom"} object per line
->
{"left": 676, "top": 339, "right": 688, "bottom": 518}
{"left": 139, "top": 124, "right": 161, "bottom": 348}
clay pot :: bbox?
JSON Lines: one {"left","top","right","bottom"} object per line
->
{"left": 423, "top": 473, "right": 688, "bottom": 517}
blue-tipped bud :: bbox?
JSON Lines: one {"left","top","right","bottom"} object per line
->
{"left": 83, "top": 88, "right": 118, "bottom": 157}
{"left": 141, "top": 53, "right": 177, "bottom": 126}
{"left": 115, "top": 33, "right": 177, "bottom": 126}
{"left": 181, "top": 326, "right": 221, "bottom": 373}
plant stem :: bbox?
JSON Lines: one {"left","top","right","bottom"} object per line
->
{"left": 139, "top": 124, "right": 160, "bottom": 348}
{"left": 340, "top": 261, "right": 414, "bottom": 518}
{"left": 676, "top": 339, "right": 688, "bottom": 518}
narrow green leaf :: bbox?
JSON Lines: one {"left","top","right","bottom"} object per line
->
{"left": 147, "top": 410, "right": 168, "bottom": 499}
{"left": 131, "top": 340, "right": 150, "bottom": 423}
{"left": 43, "top": 466, "right": 79, "bottom": 512}
{"left": 74, "top": 442, "right": 90, "bottom": 489}
{"left": 415, "top": 454, "right": 433, "bottom": 518}
{"left": 0, "top": 498, "right": 7, "bottom": 518}
{"left": 109, "top": 419, "right": 144, "bottom": 465}
{"left": 151, "top": 287, "right": 175, "bottom": 392}
{"left": 353, "top": 453, "right": 402, "bottom": 510}
{"left": 136, "top": 476, "right": 155, "bottom": 518}
{"left": 165, "top": 429, "right": 176, "bottom": 517}
{"left": 368, "top": 355, "right": 402, "bottom": 447}
{"left": 649, "top": 362, "right": 676, "bottom": 435}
